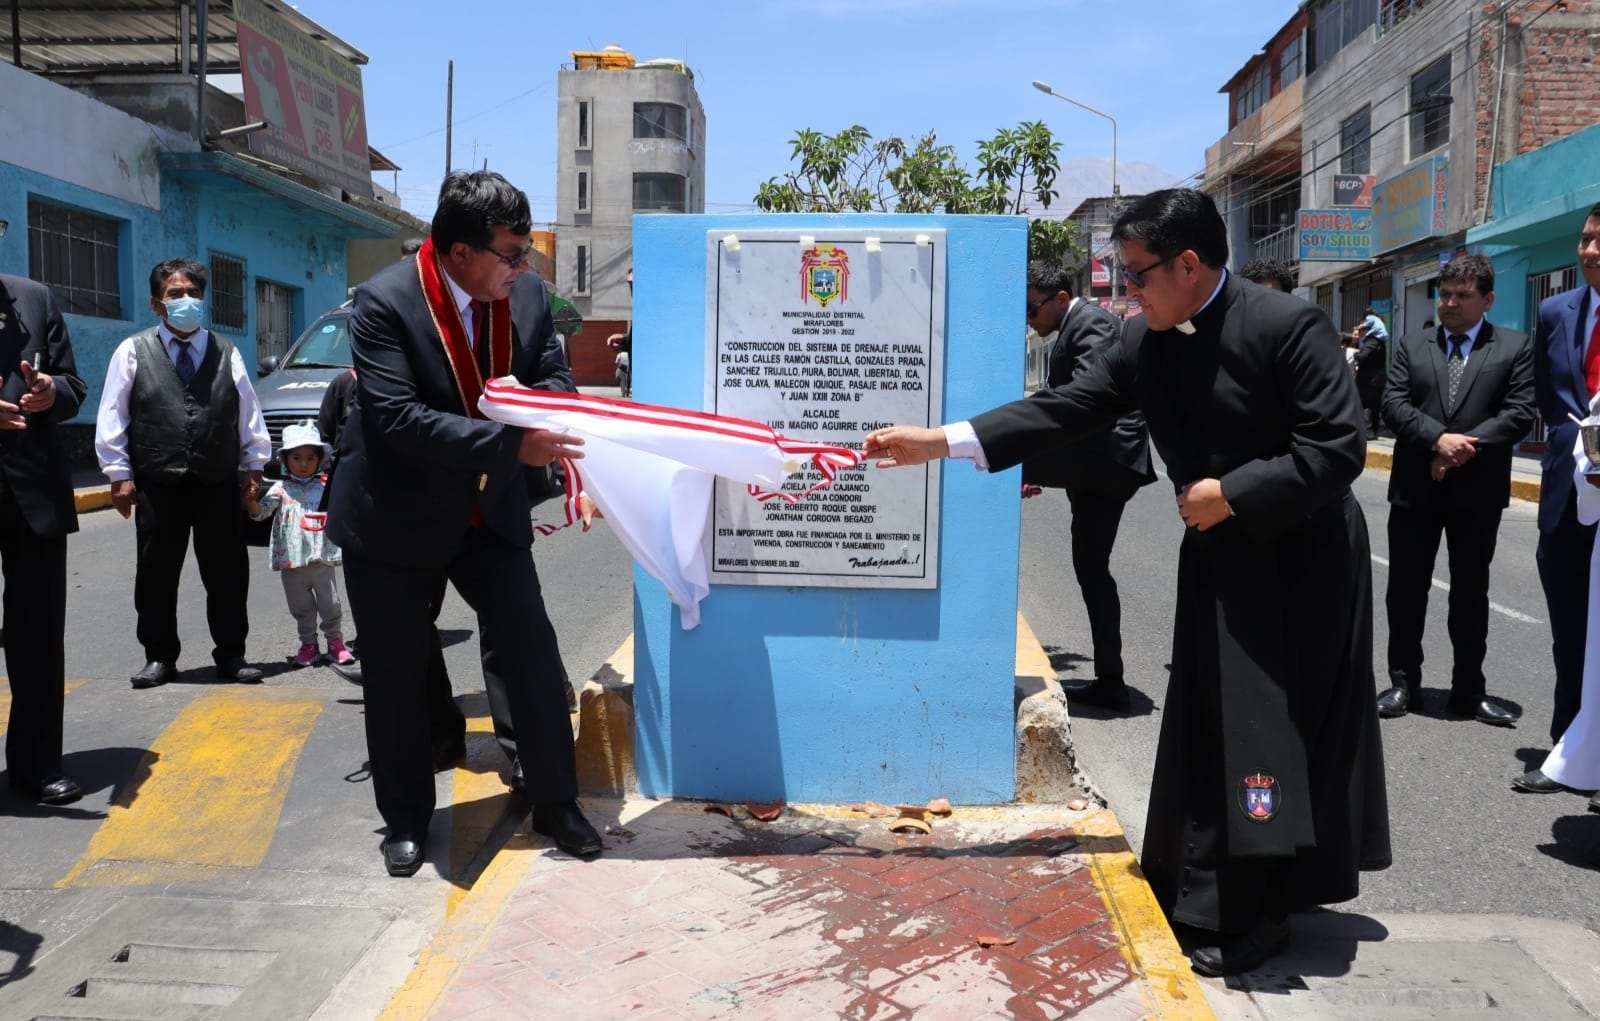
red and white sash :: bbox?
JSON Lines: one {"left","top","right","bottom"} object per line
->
{"left": 415, "top": 237, "right": 511, "bottom": 418}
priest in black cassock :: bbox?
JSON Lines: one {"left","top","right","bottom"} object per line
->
{"left": 864, "top": 188, "right": 1391, "bottom": 977}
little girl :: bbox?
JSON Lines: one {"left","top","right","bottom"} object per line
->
{"left": 245, "top": 421, "right": 354, "bottom": 667}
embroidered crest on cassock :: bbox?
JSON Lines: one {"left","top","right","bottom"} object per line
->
{"left": 1238, "top": 771, "right": 1279, "bottom": 822}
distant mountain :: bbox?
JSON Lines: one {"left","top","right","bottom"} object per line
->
{"left": 1023, "top": 157, "right": 1185, "bottom": 218}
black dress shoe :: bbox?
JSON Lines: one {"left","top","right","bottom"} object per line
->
{"left": 1511, "top": 769, "right": 1568, "bottom": 794}
{"left": 1188, "top": 917, "right": 1291, "bottom": 977}
{"left": 1590, "top": 792, "right": 1600, "bottom": 815}
{"left": 1375, "top": 686, "right": 1413, "bottom": 718}
{"left": 130, "top": 661, "right": 175, "bottom": 689}
{"left": 381, "top": 834, "right": 424, "bottom": 877}
{"left": 1446, "top": 695, "right": 1519, "bottom": 726}
{"left": 330, "top": 660, "right": 362, "bottom": 685}
{"left": 1061, "top": 677, "right": 1131, "bottom": 711}
{"left": 433, "top": 733, "right": 467, "bottom": 772}
{"left": 532, "top": 800, "right": 603, "bottom": 858}
{"left": 216, "top": 657, "right": 264, "bottom": 684}
{"left": 10, "top": 774, "right": 83, "bottom": 806}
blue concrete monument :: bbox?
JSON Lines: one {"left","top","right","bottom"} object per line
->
{"left": 630, "top": 213, "right": 1026, "bottom": 804}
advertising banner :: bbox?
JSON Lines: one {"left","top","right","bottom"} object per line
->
{"left": 1297, "top": 207, "right": 1372, "bottom": 261}
{"left": 1371, "top": 154, "right": 1449, "bottom": 255}
{"left": 1332, "top": 174, "right": 1376, "bottom": 208}
{"left": 233, "top": 0, "right": 373, "bottom": 198}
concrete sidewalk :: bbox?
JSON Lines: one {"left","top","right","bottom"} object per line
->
{"left": 382, "top": 802, "right": 1206, "bottom": 1020}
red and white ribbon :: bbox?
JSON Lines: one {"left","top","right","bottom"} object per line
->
{"left": 479, "top": 381, "right": 863, "bottom": 628}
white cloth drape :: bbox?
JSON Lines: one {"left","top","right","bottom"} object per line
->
{"left": 480, "top": 382, "right": 860, "bottom": 629}
{"left": 1541, "top": 419, "right": 1600, "bottom": 788}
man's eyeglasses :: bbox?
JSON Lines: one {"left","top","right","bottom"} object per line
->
{"left": 484, "top": 244, "right": 534, "bottom": 269}
{"left": 1121, "top": 253, "right": 1176, "bottom": 289}
{"left": 1025, "top": 294, "right": 1054, "bottom": 317}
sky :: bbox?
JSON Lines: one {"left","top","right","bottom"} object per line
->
{"left": 289, "top": 0, "right": 1305, "bottom": 224}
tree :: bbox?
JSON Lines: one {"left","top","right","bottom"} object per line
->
{"left": 754, "top": 122, "right": 1080, "bottom": 266}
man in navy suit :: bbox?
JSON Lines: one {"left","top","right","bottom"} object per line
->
{"left": 0, "top": 273, "right": 87, "bottom": 806}
{"left": 327, "top": 171, "right": 597, "bottom": 875}
{"left": 1529, "top": 205, "right": 1600, "bottom": 759}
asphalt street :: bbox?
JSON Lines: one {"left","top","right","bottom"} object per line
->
{"left": 1019, "top": 460, "right": 1600, "bottom": 938}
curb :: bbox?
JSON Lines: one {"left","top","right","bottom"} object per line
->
{"left": 1364, "top": 447, "right": 1542, "bottom": 502}
{"left": 74, "top": 485, "right": 113, "bottom": 513}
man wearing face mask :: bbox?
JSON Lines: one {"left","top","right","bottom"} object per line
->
{"left": 94, "top": 258, "right": 272, "bottom": 688}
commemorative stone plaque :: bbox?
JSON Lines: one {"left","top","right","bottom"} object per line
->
{"left": 704, "top": 228, "right": 945, "bottom": 589}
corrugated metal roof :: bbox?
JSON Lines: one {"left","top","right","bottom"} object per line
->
{"left": 0, "top": 0, "right": 368, "bottom": 75}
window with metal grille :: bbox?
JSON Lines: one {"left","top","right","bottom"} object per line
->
{"left": 633, "top": 102, "right": 686, "bottom": 141}
{"left": 577, "top": 171, "right": 591, "bottom": 214}
{"left": 577, "top": 99, "right": 591, "bottom": 149}
{"left": 633, "top": 173, "right": 686, "bottom": 213}
{"left": 26, "top": 198, "right": 122, "bottom": 318}
{"left": 1409, "top": 54, "right": 1450, "bottom": 158}
{"left": 209, "top": 253, "right": 247, "bottom": 332}
{"left": 1340, "top": 108, "right": 1371, "bottom": 174}
{"left": 575, "top": 244, "right": 590, "bottom": 296}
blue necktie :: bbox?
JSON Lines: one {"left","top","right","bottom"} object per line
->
{"left": 174, "top": 340, "right": 196, "bottom": 385}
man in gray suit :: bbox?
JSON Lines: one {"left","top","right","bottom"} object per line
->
{"left": 1375, "top": 254, "right": 1534, "bottom": 725}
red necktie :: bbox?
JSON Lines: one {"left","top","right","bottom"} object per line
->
{"left": 1587, "top": 314, "right": 1600, "bottom": 399}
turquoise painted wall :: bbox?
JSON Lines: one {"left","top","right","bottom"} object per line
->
{"left": 1474, "top": 123, "right": 1600, "bottom": 333}
{"left": 631, "top": 213, "right": 1027, "bottom": 804}
{"left": 0, "top": 160, "right": 360, "bottom": 422}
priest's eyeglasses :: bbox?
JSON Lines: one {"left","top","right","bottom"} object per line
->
{"left": 1121, "top": 253, "right": 1176, "bottom": 288}
{"left": 484, "top": 244, "right": 534, "bottom": 269}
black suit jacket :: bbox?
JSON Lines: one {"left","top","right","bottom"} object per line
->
{"left": 1352, "top": 328, "right": 1387, "bottom": 398}
{"left": 1022, "top": 299, "right": 1154, "bottom": 490}
{"left": 0, "top": 274, "right": 86, "bottom": 538}
{"left": 326, "top": 264, "right": 573, "bottom": 568}
{"left": 1381, "top": 321, "right": 1534, "bottom": 511}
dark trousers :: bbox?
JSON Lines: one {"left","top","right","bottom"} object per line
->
{"left": 1386, "top": 501, "right": 1503, "bottom": 698}
{"left": 0, "top": 486, "right": 69, "bottom": 786}
{"left": 424, "top": 574, "right": 466, "bottom": 746}
{"left": 1537, "top": 496, "right": 1597, "bottom": 742}
{"left": 1063, "top": 482, "right": 1138, "bottom": 683}
{"left": 133, "top": 475, "right": 249, "bottom": 666}
{"left": 343, "top": 529, "right": 576, "bottom": 837}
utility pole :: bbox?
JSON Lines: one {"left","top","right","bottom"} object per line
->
{"left": 444, "top": 60, "right": 454, "bottom": 174}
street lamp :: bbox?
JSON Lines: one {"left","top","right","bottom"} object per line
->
{"left": 1032, "top": 80, "right": 1120, "bottom": 303}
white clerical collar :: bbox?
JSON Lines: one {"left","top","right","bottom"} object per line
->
{"left": 1173, "top": 270, "right": 1228, "bottom": 335}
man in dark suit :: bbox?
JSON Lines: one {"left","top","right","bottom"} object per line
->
{"left": 94, "top": 259, "right": 270, "bottom": 688}
{"left": 1021, "top": 263, "right": 1154, "bottom": 709}
{"left": 867, "top": 189, "right": 1390, "bottom": 977}
{"left": 0, "top": 274, "right": 87, "bottom": 806}
{"left": 1375, "top": 254, "right": 1534, "bottom": 726}
{"left": 1529, "top": 205, "right": 1600, "bottom": 755}
{"left": 327, "top": 171, "right": 597, "bottom": 876}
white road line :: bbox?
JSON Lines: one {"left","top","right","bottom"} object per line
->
{"left": 1369, "top": 553, "right": 1543, "bottom": 624}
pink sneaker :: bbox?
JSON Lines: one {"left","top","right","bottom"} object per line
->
{"left": 291, "top": 642, "right": 320, "bottom": 667}
{"left": 327, "top": 638, "right": 355, "bottom": 665}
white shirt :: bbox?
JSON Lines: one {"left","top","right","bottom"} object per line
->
{"left": 94, "top": 323, "right": 272, "bottom": 482}
{"left": 443, "top": 270, "right": 477, "bottom": 344}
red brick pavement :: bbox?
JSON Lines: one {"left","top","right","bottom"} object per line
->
{"left": 421, "top": 804, "right": 1176, "bottom": 1020}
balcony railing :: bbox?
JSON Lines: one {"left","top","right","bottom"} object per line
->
{"left": 1253, "top": 225, "right": 1298, "bottom": 264}
{"left": 1379, "top": 0, "right": 1437, "bottom": 36}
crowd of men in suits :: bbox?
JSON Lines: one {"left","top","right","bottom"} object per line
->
{"left": 4, "top": 172, "right": 602, "bottom": 881}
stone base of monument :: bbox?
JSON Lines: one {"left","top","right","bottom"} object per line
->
{"left": 575, "top": 621, "right": 1080, "bottom": 806}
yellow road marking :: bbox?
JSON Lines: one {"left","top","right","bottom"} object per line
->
{"left": 446, "top": 692, "right": 516, "bottom": 917}
{"left": 0, "top": 678, "right": 86, "bottom": 737}
{"left": 56, "top": 686, "right": 327, "bottom": 888}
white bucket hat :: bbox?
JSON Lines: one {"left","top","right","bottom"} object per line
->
{"left": 279, "top": 420, "right": 333, "bottom": 465}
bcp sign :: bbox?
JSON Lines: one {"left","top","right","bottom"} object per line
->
{"left": 1332, "top": 174, "right": 1376, "bottom": 208}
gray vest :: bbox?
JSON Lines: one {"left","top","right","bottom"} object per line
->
{"left": 127, "top": 329, "right": 241, "bottom": 484}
